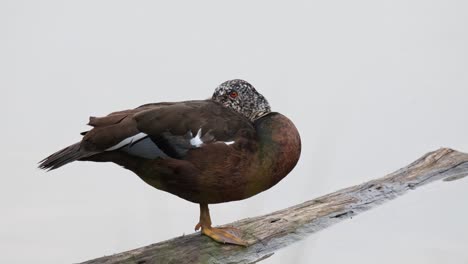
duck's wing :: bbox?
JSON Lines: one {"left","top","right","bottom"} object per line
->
{"left": 39, "top": 100, "right": 255, "bottom": 170}
{"left": 78, "top": 102, "right": 170, "bottom": 154}
{"left": 83, "top": 100, "right": 254, "bottom": 160}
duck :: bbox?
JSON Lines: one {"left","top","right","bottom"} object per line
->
{"left": 39, "top": 79, "right": 301, "bottom": 246}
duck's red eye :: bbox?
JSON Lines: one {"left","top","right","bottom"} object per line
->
{"left": 229, "top": 91, "right": 238, "bottom": 98}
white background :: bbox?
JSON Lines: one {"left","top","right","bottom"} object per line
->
{"left": 2, "top": 1, "right": 468, "bottom": 263}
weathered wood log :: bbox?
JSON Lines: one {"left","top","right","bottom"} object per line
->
{"left": 80, "top": 148, "right": 468, "bottom": 264}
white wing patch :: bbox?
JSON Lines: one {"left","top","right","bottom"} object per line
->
{"left": 105, "top": 129, "right": 235, "bottom": 159}
{"left": 189, "top": 128, "right": 235, "bottom": 148}
{"left": 190, "top": 128, "right": 204, "bottom": 147}
{"left": 106, "top": 132, "right": 148, "bottom": 151}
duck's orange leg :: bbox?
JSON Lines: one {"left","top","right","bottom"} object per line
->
{"left": 194, "top": 203, "right": 248, "bottom": 246}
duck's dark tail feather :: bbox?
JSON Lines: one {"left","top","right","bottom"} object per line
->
{"left": 38, "top": 142, "right": 85, "bottom": 171}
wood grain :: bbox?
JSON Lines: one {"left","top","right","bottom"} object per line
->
{"left": 80, "top": 148, "right": 468, "bottom": 264}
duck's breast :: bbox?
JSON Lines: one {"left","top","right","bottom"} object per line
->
{"left": 241, "top": 112, "right": 302, "bottom": 198}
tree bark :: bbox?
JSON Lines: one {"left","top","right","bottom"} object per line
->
{"left": 80, "top": 148, "right": 468, "bottom": 264}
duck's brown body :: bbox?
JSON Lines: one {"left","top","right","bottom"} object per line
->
{"left": 131, "top": 113, "right": 298, "bottom": 204}
{"left": 80, "top": 103, "right": 300, "bottom": 204}
{"left": 39, "top": 79, "right": 301, "bottom": 246}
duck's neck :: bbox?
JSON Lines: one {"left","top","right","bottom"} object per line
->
{"left": 249, "top": 110, "right": 271, "bottom": 122}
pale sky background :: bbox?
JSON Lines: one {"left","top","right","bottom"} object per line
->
{"left": 1, "top": 0, "right": 468, "bottom": 263}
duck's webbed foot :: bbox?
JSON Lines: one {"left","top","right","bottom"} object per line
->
{"left": 195, "top": 204, "right": 248, "bottom": 246}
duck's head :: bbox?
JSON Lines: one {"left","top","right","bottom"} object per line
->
{"left": 212, "top": 79, "right": 271, "bottom": 122}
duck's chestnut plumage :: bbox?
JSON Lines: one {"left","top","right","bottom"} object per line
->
{"left": 39, "top": 79, "right": 301, "bottom": 246}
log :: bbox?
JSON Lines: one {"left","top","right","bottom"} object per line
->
{"left": 80, "top": 148, "right": 468, "bottom": 264}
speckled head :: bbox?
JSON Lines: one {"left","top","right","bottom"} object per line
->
{"left": 212, "top": 79, "right": 271, "bottom": 122}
